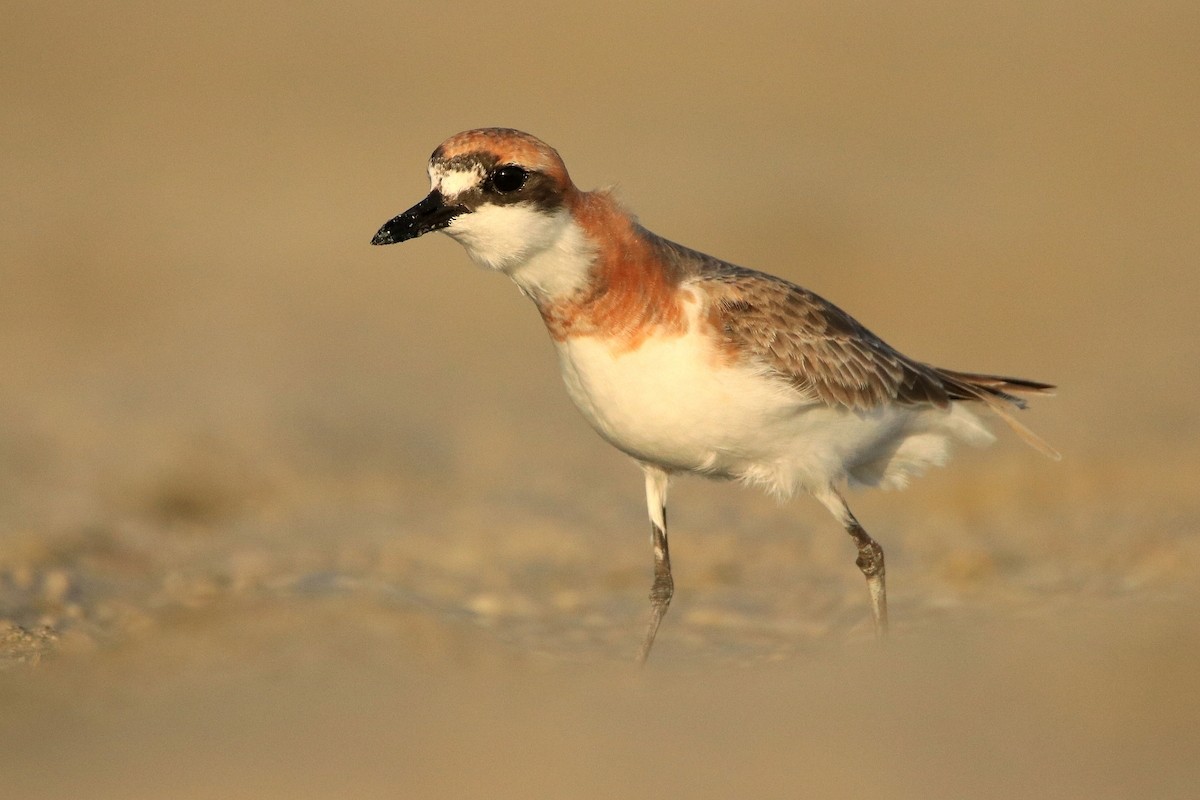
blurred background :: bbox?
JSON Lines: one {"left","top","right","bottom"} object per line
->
{"left": 1, "top": 1, "right": 1198, "bottom": 797}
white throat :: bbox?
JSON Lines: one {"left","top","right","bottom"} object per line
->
{"left": 443, "top": 204, "right": 596, "bottom": 303}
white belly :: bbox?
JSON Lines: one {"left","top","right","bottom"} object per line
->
{"left": 552, "top": 314, "right": 994, "bottom": 495}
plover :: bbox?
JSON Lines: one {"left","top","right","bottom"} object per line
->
{"left": 372, "top": 128, "right": 1057, "bottom": 662}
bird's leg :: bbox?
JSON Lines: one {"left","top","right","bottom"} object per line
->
{"left": 638, "top": 513, "right": 673, "bottom": 664}
{"left": 636, "top": 465, "right": 673, "bottom": 665}
{"left": 847, "top": 518, "right": 888, "bottom": 637}
{"left": 817, "top": 488, "right": 888, "bottom": 637}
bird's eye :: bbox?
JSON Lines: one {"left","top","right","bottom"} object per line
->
{"left": 489, "top": 165, "right": 528, "bottom": 194}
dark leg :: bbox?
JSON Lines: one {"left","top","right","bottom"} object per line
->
{"left": 637, "top": 466, "right": 673, "bottom": 664}
{"left": 846, "top": 517, "right": 888, "bottom": 636}
{"left": 817, "top": 488, "right": 888, "bottom": 637}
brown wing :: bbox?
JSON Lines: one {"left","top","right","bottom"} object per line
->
{"left": 702, "top": 267, "right": 958, "bottom": 410}
{"left": 642, "top": 229, "right": 1058, "bottom": 452}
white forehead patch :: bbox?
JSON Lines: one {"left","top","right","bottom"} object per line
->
{"left": 428, "top": 163, "right": 483, "bottom": 198}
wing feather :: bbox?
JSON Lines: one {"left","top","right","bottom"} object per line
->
{"left": 704, "top": 268, "right": 950, "bottom": 410}
{"left": 700, "top": 267, "right": 1057, "bottom": 457}
{"left": 644, "top": 233, "right": 1057, "bottom": 458}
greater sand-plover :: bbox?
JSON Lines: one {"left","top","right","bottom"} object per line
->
{"left": 372, "top": 128, "right": 1057, "bottom": 662}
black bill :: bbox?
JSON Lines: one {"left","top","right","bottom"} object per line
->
{"left": 371, "top": 191, "right": 467, "bottom": 246}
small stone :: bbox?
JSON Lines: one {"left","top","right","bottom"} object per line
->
{"left": 10, "top": 565, "right": 34, "bottom": 591}
{"left": 467, "top": 593, "right": 504, "bottom": 617}
{"left": 41, "top": 569, "right": 72, "bottom": 605}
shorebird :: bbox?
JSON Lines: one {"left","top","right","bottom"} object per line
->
{"left": 371, "top": 128, "right": 1057, "bottom": 663}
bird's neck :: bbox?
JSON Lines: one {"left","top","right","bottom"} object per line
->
{"left": 534, "top": 191, "right": 690, "bottom": 350}
{"left": 499, "top": 204, "right": 598, "bottom": 304}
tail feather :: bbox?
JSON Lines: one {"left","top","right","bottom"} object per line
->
{"left": 935, "top": 368, "right": 1061, "bottom": 460}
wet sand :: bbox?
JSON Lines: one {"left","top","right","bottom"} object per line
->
{"left": 2, "top": 2, "right": 1199, "bottom": 797}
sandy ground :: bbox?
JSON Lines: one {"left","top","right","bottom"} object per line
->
{"left": 2, "top": 2, "right": 1199, "bottom": 797}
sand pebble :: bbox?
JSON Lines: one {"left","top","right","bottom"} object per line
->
{"left": 41, "top": 569, "right": 72, "bottom": 605}
{"left": 9, "top": 565, "right": 35, "bottom": 592}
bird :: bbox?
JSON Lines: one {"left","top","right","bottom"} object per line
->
{"left": 371, "top": 127, "right": 1057, "bottom": 663}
